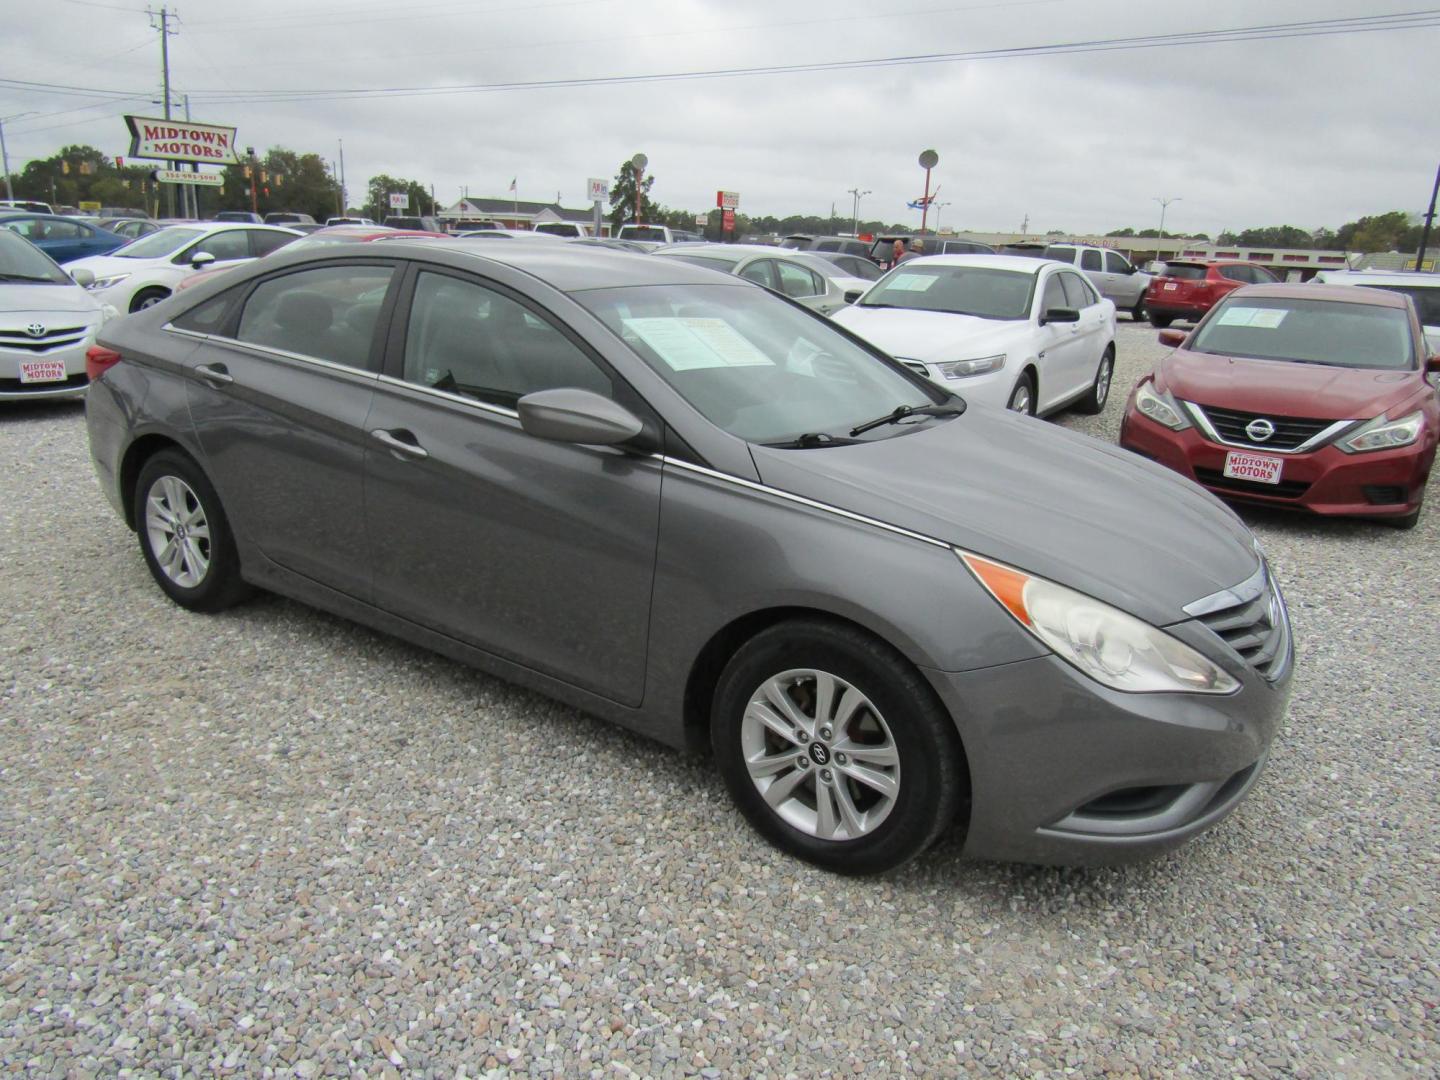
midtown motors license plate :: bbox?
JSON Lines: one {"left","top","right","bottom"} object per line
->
{"left": 1223, "top": 450, "right": 1283, "bottom": 485}
{"left": 19, "top": 360, "right": 67, "bottom": 383}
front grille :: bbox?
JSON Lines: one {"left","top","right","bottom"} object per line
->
{"left": 0, "top": 326, "right": 88, "bottom": 353}
{"left": 1363, "top": 485, "right": 1407, "bottom": 505}
{"left": 1190, "top": 403, "right": 1336, "bottom": 451}
{"left": 1194, "top": 466, "right": 1311, "bottom": 499}
{"left": 1194, "top": 576, "right": 1288, "bottom": 681}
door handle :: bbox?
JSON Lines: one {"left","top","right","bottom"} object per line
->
{"left": 195, "top": 362, "right": 234, "bottom": 386}
{"left": 370, "top": 428, "right": 429, "bottom": 460}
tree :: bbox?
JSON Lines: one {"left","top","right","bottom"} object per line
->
{"left": 1105, "top": 227, "right": 1135, "bottom": 238}
{"left": 363, "top": 174, "right": 433, "bottom": 221}
{"left": 607, "top": 159, "right": 656, "bottom": 229}
{"left": 1337, "top": 210, "right": 1419, "bottom": 253}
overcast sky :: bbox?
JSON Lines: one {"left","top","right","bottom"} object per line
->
{"left": 3, "top": 0, "right": 1436, "bottom": 234}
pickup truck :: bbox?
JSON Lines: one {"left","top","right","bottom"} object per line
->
{"left": 1043, "top": 244, "right": 1151, "bottom": 321}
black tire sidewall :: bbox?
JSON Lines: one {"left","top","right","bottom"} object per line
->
{"left": 711, "top": 621, "right": 964, "bottom": 875}
{"left": 130, "top": 287, "right": 170, "bottom": 314}
{"left": 133, "top": 450, "right": 246, "bottom": 611}
{"left": 1007, "top": 373, "right": 1035, "bottom": 415}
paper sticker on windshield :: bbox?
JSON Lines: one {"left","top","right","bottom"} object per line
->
{"left": 1218, "top": 306, "right": 1287, "bottom": 329}
{"left": 885, "top": 273, "right": 938, "bottom": 292}
{"left": 622, "top": 317, "right": 773, "bottom": 371}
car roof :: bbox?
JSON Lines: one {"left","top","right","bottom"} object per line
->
{"left": 1318, "top": 270, "right": 1440, "bottom": 287}
{"left": 292, "top": 237, "right": 741, "bottom": 292}
{"left": 893, "top": 254, "right": 1054, "bottom": 274}
{"left": 1232, "top": 282, "right": 1412, "bottom": 309}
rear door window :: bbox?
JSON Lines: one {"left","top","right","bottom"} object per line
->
{"left": 1218, "top": 266, "right": 1250, "bottom": 283}
{"left": 1080, "top": 249, "right": 1102, "bottom": 272}
{"left": 1060, "top": 272, "right": 1098, "bottom": 308}
{"left": 1104, "top": 251, "right": 1132, "bottom": 274}
{"left": 181, "top": 230, "right": 250, "bottom": 264}
{"left": 739, "top": 260, "right": 779, "bottom": 290}
{"left": 249, "top": 229, "right": 297, "bottom": 257}
{"left": 236, "top": 263, "right": 395, "bottom": 369}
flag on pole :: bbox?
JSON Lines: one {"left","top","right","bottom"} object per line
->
{"left": 509, "top": 177, "right": 517, "bottom": 192}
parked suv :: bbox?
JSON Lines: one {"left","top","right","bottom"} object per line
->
{"left": 384, "top": 215, "right": 443, "bottom": 232}
{"left": 1145, "top": 260, "right": 1280, "bottom": 328}
{"left": 779, "top": 235, "right": 875, "bottom": 261}
{"left": 616, "top": 224, "right": 702, "bottom": 249}
{"left": 1043, "top": 244, "right": 1152, "bottom": 321}
{"left": 263, "top": 211, "right": 317, "bottom": 226}
{"left": 869, "top": 235, "right": 995, "bottom": 268}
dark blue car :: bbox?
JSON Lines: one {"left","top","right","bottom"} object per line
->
{"left": 0, "top": 212, "right": 128, "bottom": 264}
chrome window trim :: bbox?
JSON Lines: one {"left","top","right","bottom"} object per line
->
{"left": 374, "top": 373, "right": 521, "bottom": 420}
{"left": 657, "top": 455, "right": 950, "bottom": 550}
{"left": 1180, "top": 400, "right": 1357, "bottom": 455}
{"left": 162, "top": 323, "right": 379, "bottom": 380}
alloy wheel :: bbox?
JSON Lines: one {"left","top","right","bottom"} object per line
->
{"left": 144, "top": 475, "right": 211, "bottom": 588}
{"left": 1008, "top": 381, "right": 1033, "bottom": 415}
{"left": 739, "top": 668, "right": 901, "bottom": 841}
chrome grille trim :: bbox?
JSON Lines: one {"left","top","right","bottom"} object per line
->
{"left": 1181, "top": 400, "right": 1355, "bottom": 455}
{"left": 1186, "top": 562, "right": 1290, "bottom": 682}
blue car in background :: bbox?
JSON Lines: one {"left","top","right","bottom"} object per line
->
{"left": 0, "top": 212, "right": 128, "bottom": 264}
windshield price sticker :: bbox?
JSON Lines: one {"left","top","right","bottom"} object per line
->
{"left": 886, "top": 273, "right": 939, "bottom": 292}
{"left": 622, "top": 317, "right": 774, "bottom": 371}
{"left": 1223, "top": 450, "right": 1283, "bottom": 485}
{"left": 1218, "top": 306, "right": 1287, "bottom": 329}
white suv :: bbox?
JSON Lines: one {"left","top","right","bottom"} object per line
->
{"left": 1042, "top": 244, "right": 1151, "bottom": 321}
{"left": 1312, "top": 269, "right": 1440, "bottom": 353}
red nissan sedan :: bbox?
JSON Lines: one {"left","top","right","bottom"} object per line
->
{"left": 1120, "top": 284, "right": 1439, "bottom": 528}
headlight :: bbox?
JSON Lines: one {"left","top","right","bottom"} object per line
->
{"left": 936, "top": 354, "right": 1005, "bottom": 379}
{"left": 1338, "top": 410, "right": 1423, "bottom": 453}
{"left": 1135, "top": 380, "right": 1189, "bottom": 430}
{"left": 88, "top": 274, "right": 130, "bottom": 291}
{"left": 960, "top": 551, "right": 1240, "bottom": 695}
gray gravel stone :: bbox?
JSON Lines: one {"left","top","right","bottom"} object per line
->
{"left": 0, "top": 321, "right": 1435, "bottom": 1076}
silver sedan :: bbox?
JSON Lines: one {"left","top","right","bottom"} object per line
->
{"left": 653, "top": 242, "right": 852, "bottom": 315}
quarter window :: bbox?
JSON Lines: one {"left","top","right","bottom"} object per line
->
{"left": 739, "top": 260, "right": 777, "bottom": 289}
{"left": 1218, "top": 266, "right": 1250, "bottom": 283}
{"left": 172, "top": 289, "right": 238, "bottom": 334}
{"left": 775, "top": 261, "right": 822, "bottom": 298}
{"left": 400, "top": 271, "right": 611, "bottom": 407}
{"left": 236, "top": 264, "right": 394, "bottom": 368}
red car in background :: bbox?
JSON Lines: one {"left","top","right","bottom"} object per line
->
{"left": 175, "top": 226, "right": 450, "bottom": 292}
{"left": 1146, "top": 260, "right": 1279, "bottom": 328}
{"left": 1121, "top": 284, "right": 1439, "bottom": 529}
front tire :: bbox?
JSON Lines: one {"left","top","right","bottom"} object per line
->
{"left": 711, "top": 620, "right": 966, "bottom": 875}
{"left": 1131, "top": 296, "right": 1147, "bottom": 322}
{"left": 1007, "top": 372, "right": 1036, "bottom": 416}
{"left": 133, "top": 449, "right": 250, "bottom": 612}
{"left": 1075, "top": 345, "right": 1115, "bottom": 415}
{"left": 130, "top": 286, "right": 170, "bottom": 313}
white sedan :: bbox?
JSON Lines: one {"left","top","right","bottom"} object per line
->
{"left": 67, "top": 223, "right": 301, "bottom": 314}
{"left": 831, "top": 255, "right": 1117, "bottom": 416}
{"left": 0, "top": 229, "right": 112, "bottom": 400}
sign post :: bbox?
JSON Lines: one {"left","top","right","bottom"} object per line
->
{"left": 389, "top": 192, "right": 409, "bottom": 212}
{"left": 917, "top": 149, "right": 939, "bottom": 234}
{"left": 630, "top": 153, "right": 648, "bottom": 227}
{"left": 716, "top": 190, "right": 739, "bottom": 241}
{"left": 587, "top": 176, "right": 607, "bottom": 238}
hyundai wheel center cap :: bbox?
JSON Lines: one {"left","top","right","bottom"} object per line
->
{"left": 809, "top": 742, "right": 831, "bottom": 766}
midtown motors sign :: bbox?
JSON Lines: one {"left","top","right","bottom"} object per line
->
{"left": 124, "top": 116, "right": 241, "bottom": 165}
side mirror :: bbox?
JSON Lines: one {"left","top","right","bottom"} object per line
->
{"left": 190, "top": 251, "right": 216, "bottom": 269}
{"left": 70, "top": 267, "right": 95, "bottom": 287}
{"left": 517, "top": 387, "right": 643, "bottom": 446}
{"left": 1041, "top": 307, "right": 1080, "bottom": 324}
{"left": 1158, "top": 329, "right": 1188, "bottom": 348}
{"left": 1426, "top": 350, "right": 1440, "bottom": 375}
{"left": 844, "top": 289, "right": 864, "bottom": 304}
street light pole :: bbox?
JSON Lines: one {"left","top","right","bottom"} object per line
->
{"left": 932, "top": 200, "right": 952, "bottom": 235}
{"left": 1154, "top": 195, "right": 1181, "bottom": 239}
{"left": 847, "top": 187, "right": 870, "bottom": 237}
{"left": 0, "top": 113, "right": 34, "bottom": 203}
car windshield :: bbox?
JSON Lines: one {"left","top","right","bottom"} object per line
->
{"left": 113, "top": 226, "right": 205, "bottom": 258}
{"left": 0, "top": 230, "right": 71, "bottom": 283}
{"left": 576, "top": 283, "right": 947, "bottom": 444}
{"left": 858, "top": 265, "right": 1033, "bottom": 319}
{"left": 1190, "top": 296, "right": 1415, "bottom": 370}
{"left": 1356, "top": 283, "right": 1440, "bottom": 327}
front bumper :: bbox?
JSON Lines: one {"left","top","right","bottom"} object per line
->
{"left": 1119, "top": 406, "right": 1434, "bottom": 518}
{"left": 923, "top": 603, "right": 1292, "bottom": 865}
{"left": 0, "top": 326, "right": 96, "bottom": 400}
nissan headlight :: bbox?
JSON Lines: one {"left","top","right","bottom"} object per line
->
{"left": 960, "top": 551, "right": 1239, "bottom": 695}
{"left": 936, "top": 354, "right": 1005, "bottom": 380}
{"left": 1338, "top": 411, "right": 1423, "bottom": 453}
{"left": 88, "top": 274, "right": 131, "bottom": 291}
{"left": 1135, "top": 380, "right": 1189, "bottom": 430}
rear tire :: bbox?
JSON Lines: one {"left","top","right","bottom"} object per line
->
{"left": 133, "top": 449, "right": 251, "bottom": 612}
{"left": 130, "top": 287, "right": 170, "bottom": 313}
{"left": 1148, "top": 313, "right": 1174, "bottom": 329}
{"left": 1075, "top": 345, "right": 1114, "bottom": 415}
{"left": 711, "top": 619, "right": 965, "bottom": 875}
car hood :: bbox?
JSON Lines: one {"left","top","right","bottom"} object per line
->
{"left": 750, "top": 408, "right": 1258, "bottom": 626}
{"left": 65, "top": 252, "right": 163, "bottom": 276}
{"left": 1159, "top": 347, "right": 1425, "bottom": 419}
{"left": 831, "top": 306, "right": 1027, "bottom": 362}
{"left": 0, "top": 282, "right": 102, "bottom": 316}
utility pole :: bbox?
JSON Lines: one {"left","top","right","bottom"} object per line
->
{"left": 0, "top": 113, "right": 33, "bottom": 203}
{"left": 1414, "top": 161, "right": 1440, "bottom": 272}
{"left": 847, "top": 187, "right": 870, "bottom": 237}
{"left": 1020, "top": 212, "right": 1029, "bottom": 234}
{"left": 337, "top": 138, "right": 347, "bottom": 215}
{"left": 150, "top": 6, "right": 178, "bottom": 217}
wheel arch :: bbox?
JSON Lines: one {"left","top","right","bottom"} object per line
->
{"left": 118, "top": 433, "right": 193, "bottom": 529}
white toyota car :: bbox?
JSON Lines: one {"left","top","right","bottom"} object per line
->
{"left": 831, "top": 255, "right": 1117, "bottom": 416}
{"left": 67, "top": 223, "right": 301, "bottom": 314}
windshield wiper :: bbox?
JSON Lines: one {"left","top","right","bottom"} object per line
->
{"left": 858, "top": 301, "right": 906, "bottom": 309}
{"left": 765, "top": 432, "right": 858, "bottom": 449}
{"left": 849, "top": 403, "right": 963, "bottom": 437}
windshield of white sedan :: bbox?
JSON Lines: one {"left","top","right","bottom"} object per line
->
{"left": 578, "top": 284, "right": 946, "bottom": 444}
{"left": 1191, "top": 297, "right": 1415, "bottom": 369}
{"left": 113, "top": 227, "right": 205, "bottom": 258}
{"left": 0, "top": 229, "right": 70, "bottom": 283}
{"left": 859, "top": 266, "right": 1032, "bottom": 319}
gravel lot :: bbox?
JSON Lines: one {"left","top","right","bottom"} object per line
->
{"left": 1, "top": 319, "right": 1436, "bottom": 1077}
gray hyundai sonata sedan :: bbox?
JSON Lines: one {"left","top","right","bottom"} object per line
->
{"left": 85, "top": 240, "right": 1292, "bottom": 874}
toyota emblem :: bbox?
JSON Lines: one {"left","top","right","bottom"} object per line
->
{"left": 1245, "top": 418, "right": 1275, "bottom": 443}
{"left": 25, "top": 323, "right": 45, "bottom": 338}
